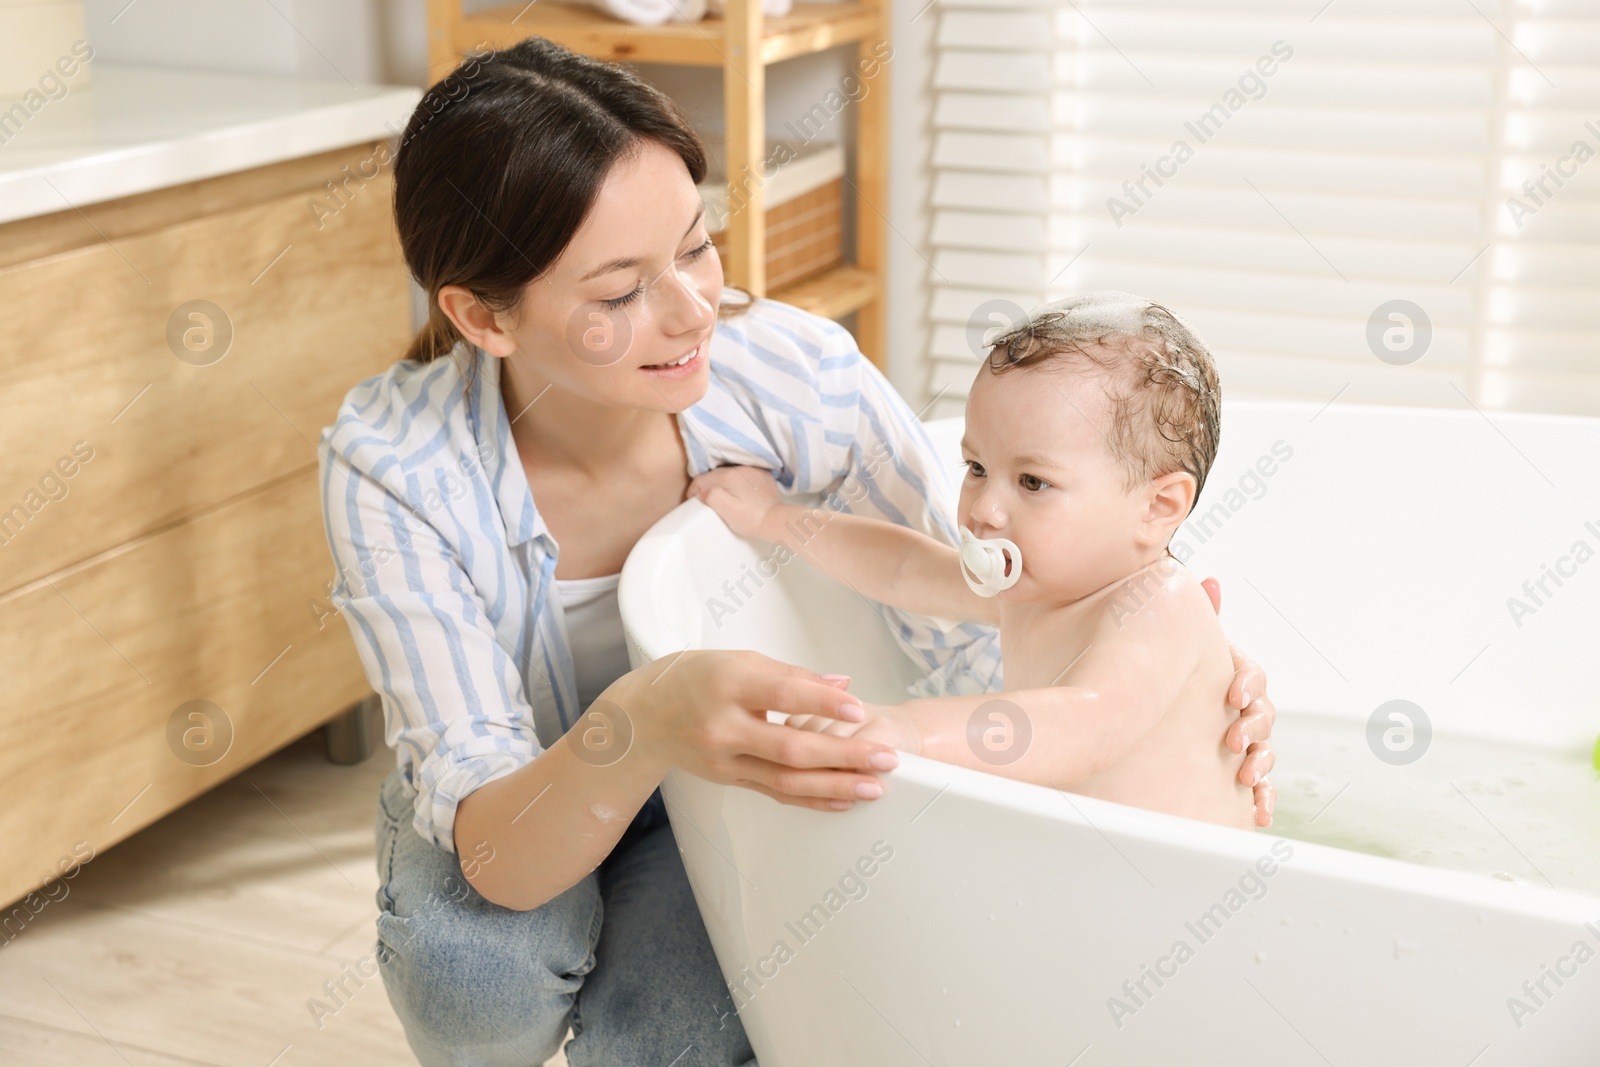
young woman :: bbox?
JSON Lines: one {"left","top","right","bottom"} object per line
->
{"left": 319, "top": 36, "right": 1278, "bottom": 1067}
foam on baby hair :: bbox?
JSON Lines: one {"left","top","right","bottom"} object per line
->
{"left": 985, "top": 290, "right": 1205, "bottom": 350}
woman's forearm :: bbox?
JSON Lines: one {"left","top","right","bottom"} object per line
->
{"left": 452, "top": 730, "right": 669, "bottom": 910}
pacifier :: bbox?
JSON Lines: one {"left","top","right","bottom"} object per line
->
{"left": 958, "top": 525, "right": 1022, "bottom": 597}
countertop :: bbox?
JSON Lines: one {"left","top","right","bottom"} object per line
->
{"left": 0, "top": 64, "right": 422, "bottom": 226}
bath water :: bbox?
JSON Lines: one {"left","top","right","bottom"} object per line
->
{"left": 1269, "top": 712, "right": 1600, "bottom": 898}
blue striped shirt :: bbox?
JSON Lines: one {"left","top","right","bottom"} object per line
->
{"left": 318, "top": 298, "right": 1003, "bottom": 852}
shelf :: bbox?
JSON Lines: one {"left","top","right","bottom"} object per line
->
{"left": 431, "top": 0, "right": 888, "bottom": 365}
{"left": 768, "top": 263, "right": 878, "bottom": 321}
{"left": 463, "top": 1, "right": 882, "bottom": 66}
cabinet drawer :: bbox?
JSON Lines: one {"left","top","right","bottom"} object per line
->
{"left": 0, "top": 469, "right": 370, "bottom": 907}
{"left": 0, "top": 163, "right": 410, "bottom": 592}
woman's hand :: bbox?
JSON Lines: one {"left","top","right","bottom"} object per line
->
{"left": 1203, "top": 575, "right": 1277, "bottom": 826}
{"left": 786, "top": 700, "right": 923, "bottom": 757}
{"left": 610, "top": 649, "right": 900, "bottom": 812}
{"left": 1225, "top": 642, "right": 1277, "bottom": 827}
{"left": 687, "top": 465, "right": 784, "bottom": 540}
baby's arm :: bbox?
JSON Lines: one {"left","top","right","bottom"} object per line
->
{"left": 689, "top": 465, "right": 998, "bottom": 624}
{"left": 791, "top": 585, "right": 1197, "bottom": 789}
{"left": 903, "top": 641, "right": 1180, "bottom": 788}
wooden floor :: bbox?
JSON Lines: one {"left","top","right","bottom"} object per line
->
{"left": 0, "top": 732, "right": 568, "bottom": 1066}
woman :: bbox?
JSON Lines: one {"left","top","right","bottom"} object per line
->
{"left": 319, "top": 36, "right": 1278, "bottom": 1067}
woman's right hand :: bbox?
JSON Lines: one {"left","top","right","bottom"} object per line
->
{"left": 786, "top": 701, "right": 923, "bottom": 757}
{"left": 608, "top": 649, "right": 899, "bottom": 811}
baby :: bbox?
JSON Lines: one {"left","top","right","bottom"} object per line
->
{"left": 688, "top": 292, "right": 1253, "bottom": 830}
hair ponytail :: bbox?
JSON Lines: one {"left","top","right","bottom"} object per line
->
{"left": 403, "top": 305, "right": 464, "bottom": 366}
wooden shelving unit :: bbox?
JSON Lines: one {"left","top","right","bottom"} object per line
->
{"left": 425, "top": 0, "right": 889, "bottom": 367}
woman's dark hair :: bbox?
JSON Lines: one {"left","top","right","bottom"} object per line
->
{"left": 392, "top": 36, "right": 741, "bottom": 369}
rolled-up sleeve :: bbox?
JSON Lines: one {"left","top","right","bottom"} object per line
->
{"left": 319, "top": 433, "right": 537, "bottom": 854}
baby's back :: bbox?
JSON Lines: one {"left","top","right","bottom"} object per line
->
{"left": 1056, "top": 562, "right": 1255, "bottom": 830}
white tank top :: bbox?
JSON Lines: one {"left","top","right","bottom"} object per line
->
{"left": 554, "top": 571, "right": 632, "bottom": 713}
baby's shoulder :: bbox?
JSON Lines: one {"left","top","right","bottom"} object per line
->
{"left": 1096, "top": 557, "right": 1219, "bottom": 643}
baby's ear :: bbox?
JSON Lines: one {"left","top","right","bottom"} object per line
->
{"left": 1140, "top": 471, "right": 1196, "bottom": 546}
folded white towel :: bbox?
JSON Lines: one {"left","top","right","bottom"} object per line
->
{"left": 707, "top": 0, "right": 795, "bottom": 17}
{"left": 568, "top": 0, "right": 708, "bottom": 27}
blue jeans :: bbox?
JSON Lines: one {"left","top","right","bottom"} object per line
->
{"left": 374, "top": 767, "right": 758, "bottom": 1066}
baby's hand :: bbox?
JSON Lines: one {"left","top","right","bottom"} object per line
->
{"left": 687, "top": 465, "right": 784, "bottom": 539}
{"left": 787, "top": 702, "right": 922, "bottom": 756}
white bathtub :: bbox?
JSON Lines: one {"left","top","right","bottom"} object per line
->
{"left": 619, "top": 403, "right": 1600, "bottom": 1065}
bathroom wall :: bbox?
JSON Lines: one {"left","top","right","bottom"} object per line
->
{"left": 81, "top": 0, "right": 389, "bottom": 82}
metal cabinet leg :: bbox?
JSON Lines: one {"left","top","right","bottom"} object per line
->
{"left": 324, "top": 694, "right": 381, "bottom": 765}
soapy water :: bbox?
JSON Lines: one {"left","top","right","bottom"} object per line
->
{"left": 1270, "top": 712, "right": 1600, "bottom": 898}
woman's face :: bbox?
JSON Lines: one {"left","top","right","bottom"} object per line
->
{"left": 505, "top": 138, "right": 723, "bottom": 413}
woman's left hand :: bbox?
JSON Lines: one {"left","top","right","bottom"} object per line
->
{"left": 1203, "top": 577, "right": 1277, "bottom": 828}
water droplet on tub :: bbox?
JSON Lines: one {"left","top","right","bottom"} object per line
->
{"left": 1493, "top": 872, "right": 1515, "bottom": 882}
{"left": 988, "top": 913, "right": 996, "bottom": 922}
{"left": 954, "top": 1019, "right": 962, "bottom": 1028}
{"left": 1255, "top": 951, "right": 1267, "bottom": 963}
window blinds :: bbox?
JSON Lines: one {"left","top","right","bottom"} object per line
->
{"left": 923, "top": 0, "right": 1600, "bottom": 419}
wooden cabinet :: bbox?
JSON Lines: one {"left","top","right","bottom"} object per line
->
{"left": 0, "top": 142, "right": 411, "bottom": 908}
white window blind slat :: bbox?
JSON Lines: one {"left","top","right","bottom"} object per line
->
{"left": 933, "top": 250, "right": 1046, "bottom": 289}
{"left": 937, "top": 11, "right": 1053, "bottom": 48}
{"left": 1065, "top": 16, "right": 1499, "bottom": 61}
{"left": 1057, "top": 226, "right": 1486, "bottom": 284}
{"left": 932, "top": 171, "right": 1048, "bottom": 211}
{"left": 1215, "top": 351, "right": 1470, "bottom": 401}
{"left": 1493, "top": 289, "right": 1600, "bottom": 332}
{"left": 1052, "top": 258, "right": 1478, "bottom": 330}
{"left": 1494, "top": 244, "right": 1600, "bottom": 284}
{"left": 1487, "top": 328, "right": 1600, "bottom": 373}
{"left": 1051, "top": 140, "right": 1487, "bottom": 197}
{"left": 936, "top": 51, "right": 1053, "bottom": 91}
{"left": 933, "top": 210, "right": 1052, "bottom": 251}
{"left": 932, "top": 131, "right": 1050, "bottom": 172}
{"left": 1053, "top": 183, "right": 1487, "bottom": 241}
{"left": 934, "top": 92, "right": 1051, "bottom": 130}
{"left": 1056, "top": 99, "right": 1495, "bottom": 153}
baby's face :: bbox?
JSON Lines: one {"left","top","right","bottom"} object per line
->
{"left": 959, "top": 362, "right": 1156, "bottom": 605}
